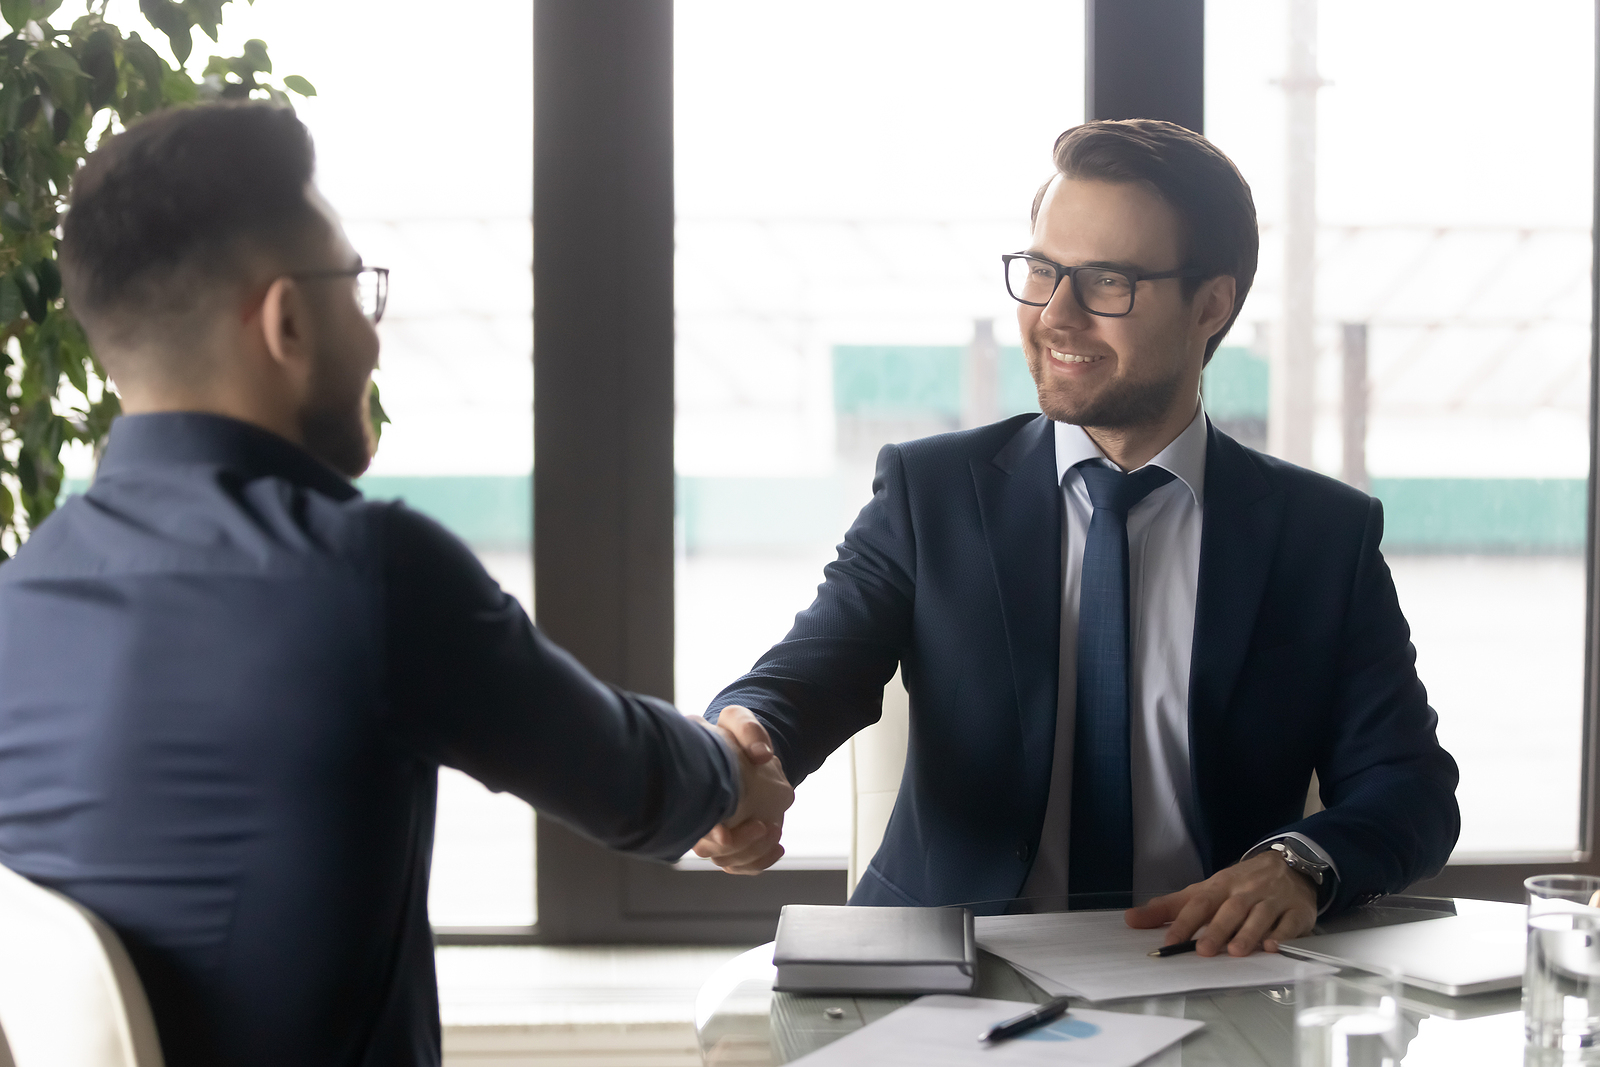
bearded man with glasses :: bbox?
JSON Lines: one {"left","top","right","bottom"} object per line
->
{"left": 699, "top": 119, "right": 1459, "bottom": 958}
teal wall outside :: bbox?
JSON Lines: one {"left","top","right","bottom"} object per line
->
{"left": 358, "top": 475, "right": 531, "bottom": 548}
{"left": 50, "top": 343, "right": 1589, "bottom": 555}
{"left": 833, "top": 345, "right": 1040, "bottom": 419}
{"left": 1372, "top": 478, "right": 1586, "bottom": 552}
{"left": 1203, "top": 346, "right": 1269, "bottom": 419}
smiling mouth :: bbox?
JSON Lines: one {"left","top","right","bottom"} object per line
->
{"left": 1049, "top": 349, "right": 1106, "bottom": 365}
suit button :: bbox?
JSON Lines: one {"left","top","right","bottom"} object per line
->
{"left": 1016, "top": 842, "right": 1032, "bottom": 863}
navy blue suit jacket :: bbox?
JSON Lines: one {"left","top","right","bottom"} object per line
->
{"left": 710, "top": 414, "right": 1459, "bottom": 914}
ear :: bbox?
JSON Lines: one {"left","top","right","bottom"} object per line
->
{"left": 1193, "top": 274, "right": 1237, "bottom": 339}
{"left": 258, "top": 275, "right": 315, "bottom": 390}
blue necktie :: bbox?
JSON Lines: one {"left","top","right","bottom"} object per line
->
{"left": 1068, "top": 461, "right": 1176, "bottom": 910}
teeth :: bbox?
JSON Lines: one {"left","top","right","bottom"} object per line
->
{"left": 1051, "top": 349, "right": 1101, "bottom": 364}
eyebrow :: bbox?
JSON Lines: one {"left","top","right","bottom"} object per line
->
{"left": 1023, "top": 250, "right": 1145, "bottom": 273}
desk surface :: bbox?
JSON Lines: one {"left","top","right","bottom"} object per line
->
{"left": 693, "top": 898, "right": 1533, "bottom": 1067}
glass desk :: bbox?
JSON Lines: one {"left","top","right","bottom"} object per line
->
{"left": 694, "top": 898, "right": 1538, "bottom": 1066}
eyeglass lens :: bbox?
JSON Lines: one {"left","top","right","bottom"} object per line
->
{"left": 1005, "top": 258, "right": 1134, "bottom": 315}
{"left": 357, "top": 269, "right": 388, "bottom": 324}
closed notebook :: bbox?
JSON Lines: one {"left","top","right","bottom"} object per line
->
{"left": 772, "top": 904, "right": 977, "bottom": 994}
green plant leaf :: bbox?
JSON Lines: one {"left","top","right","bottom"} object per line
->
{"left": 368, "top": 380, "right": 389, "bottom": 444}
{"left": 34, "top": 258, "right": 60, "bottom": 302}
{"left": 0, "top": 200, "right": 27, "bottom": 233}
{"left": 0, "top": 0, "right": 29, "bottom": 32}
{"left": 30, "top": 46, "right": 85, "bottom": 79}
{"left": 0, "top": 483, "right": 14, "bottom": 529}
{"left": 61, "top": 342, "right": 87, "bottom": 394}
{"left": 16, "top": 448, "right": 36, "bottom": 497}
{"left": 180, "top": 0, "right": 226, "bottom": 42}
{"left": 0, "top": 276, "right": 20, "bottom": 326}
{"left": 241, "top": 38, "right": 269, "bottom": 73}
{"left": 139, "top": 0, "right": 193, "bottom": 66}
{"left": 13, "top": 264, "right": 45, "bottom": 322}
{"left": 124, "top": 34, "right": 167, "bottom": 94}
{"left": 160, "top": 66, "right": 197, "bottom": 103}
{"left": 80, "top": 30, "right": 118, "bottom": 111}
{"left": 283, "top": 74, "right": 315, "bottom": 97}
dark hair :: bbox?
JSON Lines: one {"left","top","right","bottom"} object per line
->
{"left": 60, "top": 103, "right": 322, "bottom": 359}
{"left": 1031, "top": 119, "right": 1258, "bottom": 363}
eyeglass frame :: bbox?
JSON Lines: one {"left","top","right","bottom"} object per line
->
{"left": 287, "top": 265, "right": 390, "bottom": 325}
{"left": 1001, "top": 253, "right": 1204, "bottom": 318}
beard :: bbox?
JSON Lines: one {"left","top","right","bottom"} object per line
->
{"left": 1025, "top": 343, "right": 1187, "bottom": 430}
{"left": 299, "top": 365, "right": 375, "bottom": 479}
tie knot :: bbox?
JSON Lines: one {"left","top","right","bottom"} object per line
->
{"left": 1075, "top": 461, "right": 1177, "bottom": 515}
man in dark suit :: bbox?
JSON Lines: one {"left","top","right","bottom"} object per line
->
{"left": 697, "top": 120, "right": 1459, "bottom": 957}
{"left": 0, "top": 104, "right": 789, "bottom": 1067}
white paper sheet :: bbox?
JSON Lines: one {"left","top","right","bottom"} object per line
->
{"left": 787, "top": 995, "right": 1203, "bottom": 1067}
{"left": 976, "top": 910, "right": 1334, "bottom": 1002}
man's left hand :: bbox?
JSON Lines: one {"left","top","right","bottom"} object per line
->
{"left": 1124, "top": 850, "right": 1317, "bottom": 956}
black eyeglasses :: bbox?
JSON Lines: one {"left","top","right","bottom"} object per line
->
{"left": 288, "top": 265, "right": 390, "bottom": 324}
{"left": 1002, "top": 253, "right": 1202, "bottom": 317}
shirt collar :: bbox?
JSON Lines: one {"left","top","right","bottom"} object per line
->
{"left": 1052, "top": 403, "right": 1208, "bottom": 507}
{"left": 93, "top": 412, "right": 360, "bottom": 502}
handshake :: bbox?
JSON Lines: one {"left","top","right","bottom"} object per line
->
{"left": 698, "top": 705, "right": 795, "bottom": 874}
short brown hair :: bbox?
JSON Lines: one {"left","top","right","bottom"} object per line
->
{"left": 1032, "top": 119, "right": 1258, "bottom": 363}
{"left": 61, "top": 103, "right": 323, "bottom": 361}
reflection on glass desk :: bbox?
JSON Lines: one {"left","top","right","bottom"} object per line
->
{"left": 693, "top": 898, "right": 1535, "bottom": 1066}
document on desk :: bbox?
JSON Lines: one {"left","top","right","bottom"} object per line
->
{"left": 976, "top": 910, "right": 1333, "bottom": 1002}
{"left": 788, "top": 995, "right": 1203, "bottom": 1067}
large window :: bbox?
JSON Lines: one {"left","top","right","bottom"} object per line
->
{"left": 150, "top": 0, "right": 538, "bottom": 928}
{"left": 674, "top": 0, "right": 1086, "bottom": 870}
{"left": 1207, "top": 0, "right": 1595, "bottom": 860}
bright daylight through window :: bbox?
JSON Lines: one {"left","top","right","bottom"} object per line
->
{"left": 1207, "top": 0, "right": 1595, "bottom": 860}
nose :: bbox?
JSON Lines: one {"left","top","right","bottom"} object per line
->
{"left": 1040, "top": 273, "right": 1092, "bottom": 332}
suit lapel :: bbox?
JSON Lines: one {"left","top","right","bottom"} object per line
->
{"left": 970, "top": 415, "right": 1061, "bottom": 809}
{"left": 1188, "top": 423, "right": 1283, "bottom": 870}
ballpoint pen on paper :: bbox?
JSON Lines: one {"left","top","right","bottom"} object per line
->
{"left": 1149, "top": 939, "right": 1199, "bottom": 958}
{"left": 978, "top": 996, "right": 1074, "bottom": 1044}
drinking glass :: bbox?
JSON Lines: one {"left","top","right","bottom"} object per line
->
{"left": 1295, "top": 966, "right": 1402, "bottom": 1067}
{"left": 1525, "top": 874, "right": 1600, "bottom": 1050}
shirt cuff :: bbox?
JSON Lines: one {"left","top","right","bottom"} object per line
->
{"left": 698, "top": 718, "right": 744, "bottom": 825}
{"left": 1243, "top": 832, "right": 1342, "bottom": 915}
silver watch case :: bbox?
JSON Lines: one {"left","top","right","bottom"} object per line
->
{"left": 1269, "top": 839, "right": 1328, "bottom": 886}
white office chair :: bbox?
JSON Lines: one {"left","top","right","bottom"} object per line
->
{"left": 0, "top": 862, "right": 165, "bottom": 1067}
{"left": 846, "top": 672, "right": 1324, "bottom": 896}
{"left": 847, "top": 668, "right": 910, "bottom": 896}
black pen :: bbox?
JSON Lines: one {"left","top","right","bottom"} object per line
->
{"left": 1149, "top": 938, "right": 1199, "bottom": 958}
{"left": 978, "top": 995, "right": 1074, "bottom": 1044}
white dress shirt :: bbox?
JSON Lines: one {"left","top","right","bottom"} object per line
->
{"left": 1018, "top": 405, "right": 1339, "bottom": 910}
{"left": 1019, "top": 405, "right": 1208, "bottom": 907}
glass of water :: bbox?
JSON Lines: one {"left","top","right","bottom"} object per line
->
{"left": 1525, "top": 874, "right": 1600, "bottom": 1050}
{"left": 1295, "top": 966, "right": 1402, "bottom": 1067}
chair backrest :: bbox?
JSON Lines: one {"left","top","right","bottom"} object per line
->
{"left": 0, "top": 863, "right": 164, "bottom": 1067}
{"left": 847, "top": 668, "right": 911, "bottom": 896}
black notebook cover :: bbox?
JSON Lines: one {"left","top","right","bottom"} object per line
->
{"left": 772, "top": 904, "right": 977, "bottom": 994}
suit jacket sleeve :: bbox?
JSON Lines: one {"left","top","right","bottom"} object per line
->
{"left": 378, "top": 504, "right": 739, "bottom": 862}
{"left": 1284, "top": 498, "right": 1460, "bottom": 911}
{"left": 706, "top": 443, "right": 916, "bottom": 785}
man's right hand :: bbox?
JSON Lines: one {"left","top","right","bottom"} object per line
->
{"left": 696, "top": 705, "right": 794, "bottom": 875}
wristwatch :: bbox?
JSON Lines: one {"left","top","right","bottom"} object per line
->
{"left": 1267, "top": 839, "right": 1334, "bottom": 909}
